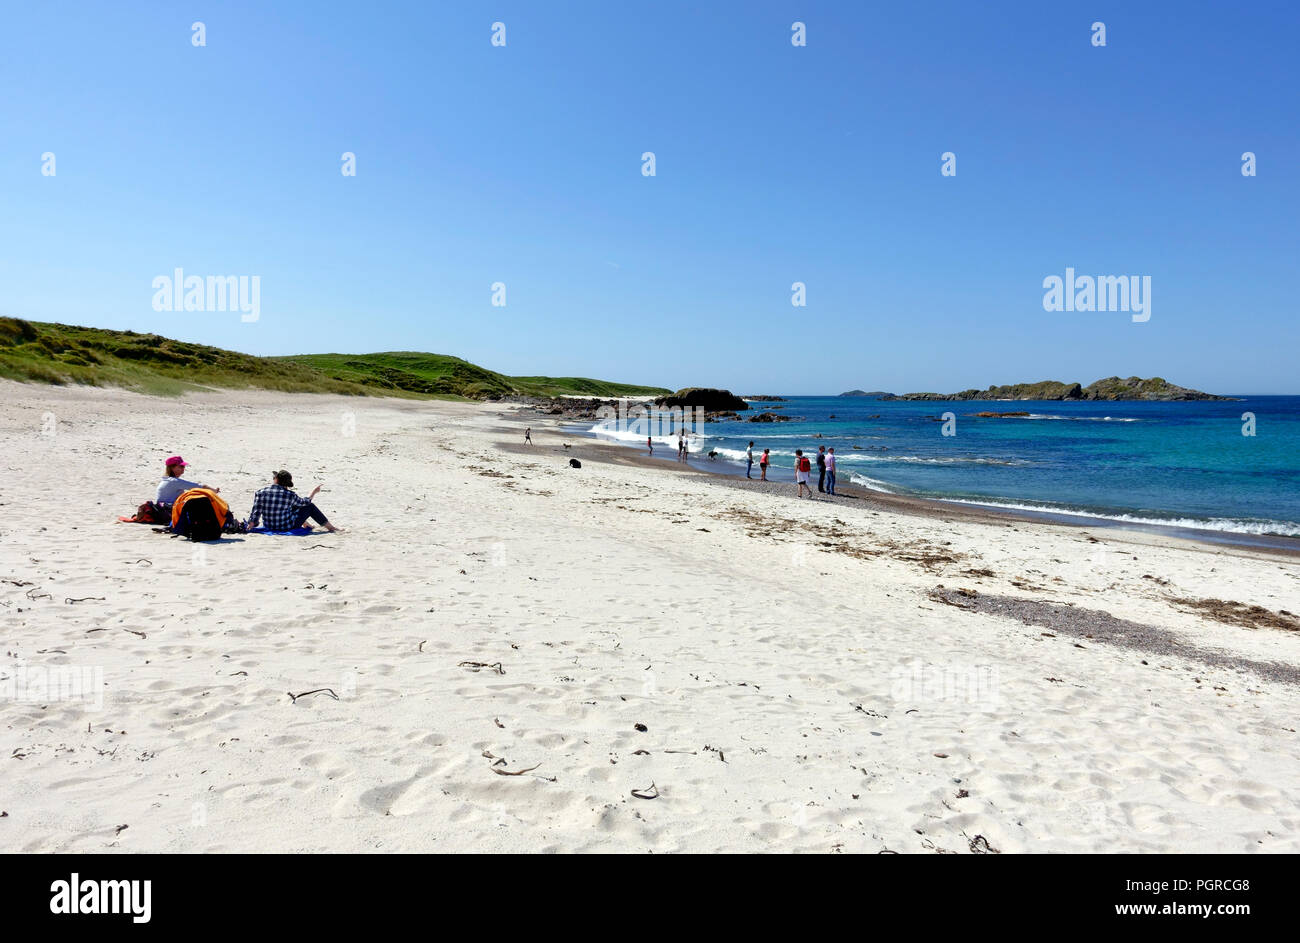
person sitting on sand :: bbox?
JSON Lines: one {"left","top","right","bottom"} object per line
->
{"left": 247, "top": 470, "right": 341, "bottom": 533}
{"left": 156, "top": 455, "right": 219, "bottom": 508}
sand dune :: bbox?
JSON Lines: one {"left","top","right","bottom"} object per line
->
{"left": 1, "top": 382, "right": 1298, "bottom": 853}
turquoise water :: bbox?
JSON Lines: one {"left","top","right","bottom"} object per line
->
{"left": 590, "top": 396, "right": 1300, "bottom": 539}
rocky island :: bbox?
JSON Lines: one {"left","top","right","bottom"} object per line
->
{"left": 840, "top": 377, "right": 1235, "bottom": 402}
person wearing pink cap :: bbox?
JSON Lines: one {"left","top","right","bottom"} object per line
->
{"left": 155, "top": 455, "right": 219, "bottom": 508}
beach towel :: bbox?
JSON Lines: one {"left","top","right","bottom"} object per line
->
{"left": 247, "top": 526, "right": 316, "bottom": 536}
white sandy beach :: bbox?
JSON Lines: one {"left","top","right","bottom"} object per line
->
{"left": 1, "top": 381, "right": 1298, "bottom": 853}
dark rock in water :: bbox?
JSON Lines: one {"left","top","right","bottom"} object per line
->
{"left": 974, "top": 410, "right": 1031, "bottom": 418}
{"left": 568, "top": 458, "right": 582, "bottom": 469}
{"left": 741, "top": 394, "right": 787, "bottom": 402}
{"left": 655, "top": 388, "right": 749, "bottom": 412}
{"left": 748, "top": 412, "right": 794, "bottom": 422}
{"left": 840, "top": 390, "right": 898, "bottom": 399}
{"left": 704, "top": 410, "right": 742, "bottom": 423}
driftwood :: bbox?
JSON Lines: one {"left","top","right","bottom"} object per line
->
{"left": 491, "top": 764, "right": 541, "bottom": 777}
{"left": 287, "top": 688, "right": 339, "bottom": 703}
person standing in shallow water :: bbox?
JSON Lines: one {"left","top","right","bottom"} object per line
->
{"left": 647, "top": 436, "right": 653, "bottom": 456}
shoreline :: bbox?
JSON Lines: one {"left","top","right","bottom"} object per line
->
{"left": 545, "top": 418, "right": 1300, "bottom": 558}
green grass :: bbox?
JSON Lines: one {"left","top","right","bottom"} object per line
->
{"left": 282, "top": 352, "right": 516, "bottom": 399}
{"left": 286, "top": 353, "right": 669, "bottom": 399}
{"left": 0, "top": 319, "right": 669, "bottom": 400}
{"left": 505, "top": 374, "right": 673, "bottom": 399}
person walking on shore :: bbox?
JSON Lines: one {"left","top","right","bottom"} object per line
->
{"left": 524, "top": 427, "right": 532, "bottom": 445}
{"left": 759, "top": 448, "right": 770, "bottom": 480}
{"left": 647, "top": 436, "right": 653, "bottom": 456}
{"left": 746, "top": 441, "right": 755, "bottom": 478}
{"left": 794, "top": 449, "right": 814, "bottom": 498}
{"left": 825, "top": 447, "right": 837, "bottom": 496}
{"left": 816, "top": 446, "right": 827, "bottom": 493}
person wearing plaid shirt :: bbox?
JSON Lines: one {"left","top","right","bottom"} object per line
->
{"left": 247, "top": 470, "right": 342, "bottom": 533}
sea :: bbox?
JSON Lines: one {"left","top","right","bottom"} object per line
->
{"left": 584, "top": 395, "right": 1300, "bottom": 548}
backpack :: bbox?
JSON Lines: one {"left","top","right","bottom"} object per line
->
{"left": 799, "top": 456, "right": 811, "bottom": 472}
{"left": 170, "top": 488, "right": 230, "bottom": 541}
{"left": 130, "top": 501, "right": 169, "bottom": 524}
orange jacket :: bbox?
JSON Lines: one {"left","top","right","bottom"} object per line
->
{"left": 170, "top": 488, "right": 230, "bottom": 530}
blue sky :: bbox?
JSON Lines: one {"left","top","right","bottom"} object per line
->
{"left": 2, "top": 1, "right": 1297, "bottom": 394}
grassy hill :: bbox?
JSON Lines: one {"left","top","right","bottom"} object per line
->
{"left": 0, "top": 319, "right": 669, "bottom": 400}
{"left": 285, "top": 352, "right": 669, "bottom": 400}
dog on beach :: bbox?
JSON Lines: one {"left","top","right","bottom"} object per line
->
{"left": 708, "top": 450, "right": 719, "bottom": 460}
{"left": 568, "top": 458, "right": 582, "bottom": 468}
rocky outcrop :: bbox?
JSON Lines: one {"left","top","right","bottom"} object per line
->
{"left": 514, "top": 396, "right": 623, "bottom": 421}
{"left": 654, "top": 388, "right": 749, "bottom": 412}
{"left": 974, "top": 411, "right": 1031, "bottom": 418}
{"left": 1082, "top": 376, "right": 1236, "bottom": 401}
{"left": 897, "top": 377, "right": 1234, "bottom": 402}
{"left": 748, "top": 412, "right": 797, "bottom": 422}
{"left": 839, "top": 390, "right": 898, "bottom": 399}
{"left": 742, "top": 394, "right": 787, "bottom": 402}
